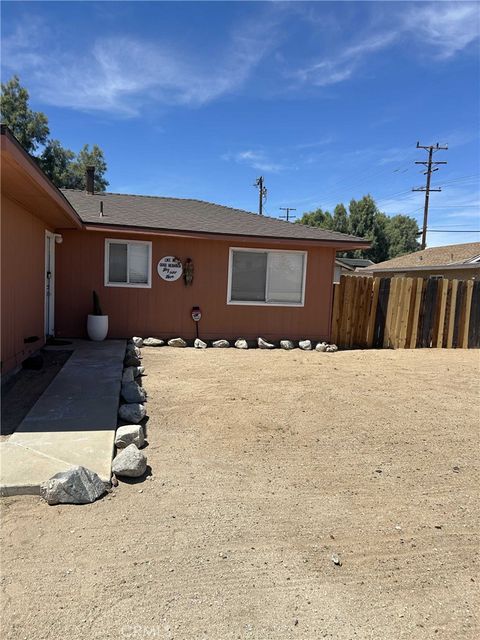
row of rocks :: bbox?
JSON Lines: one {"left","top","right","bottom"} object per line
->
{"left": 113, "top": 340, "right": 150, "bottom": 479}
{"left": 133, "top": 335, "right": 338, "bottom": 352}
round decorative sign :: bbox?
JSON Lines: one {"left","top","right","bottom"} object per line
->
{"left": 157, "top": 256, "right": 183, "bottom": 281}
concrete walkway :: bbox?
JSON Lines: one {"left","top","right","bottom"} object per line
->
{"left": 0, "top": 340, "right": 125, "bottom": 496}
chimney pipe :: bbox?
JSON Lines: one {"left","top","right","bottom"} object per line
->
{"left": 86, "top": 165, "right": 95, "bottom": 195}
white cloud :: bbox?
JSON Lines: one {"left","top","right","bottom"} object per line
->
{"left": 403, "top": 2, "right": 480, "bottom": 60}
{"left": 223, "top": 149, "right": 285, "bottom": 173}
{"left": 1, "top": 15, "right": 280, "bottom": 116}
{"left": 295, "top": 2, "right": 479, "bottom": 88}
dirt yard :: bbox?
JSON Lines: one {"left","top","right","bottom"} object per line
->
{"left": 1, "top": 348, "right": 479, "bottom": 640}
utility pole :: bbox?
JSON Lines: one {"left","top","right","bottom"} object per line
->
{"left": 279, "top": 207, "right": 297, "bottom": 222}
{"left": 254, "top": 176, "right": 267, "bottom": 215}
{"left": 412, "top": 142, "right": 448, "bottom": 250}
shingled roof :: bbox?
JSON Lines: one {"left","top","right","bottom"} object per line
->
{"left": 361, "top": 241, "right": 480, "bottom": 272}
{"left": 61, "top": 189, "right": 368, "bottom": 245}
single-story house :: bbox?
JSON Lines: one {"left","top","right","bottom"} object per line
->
{"left": 1, "top": 126, "right": 369, "bottom": 374}
{"left": 358, "top": 242, "right": 480, "bottom": 280}
{"left": 334, "top": 257, "right": 374, "bottom": 283}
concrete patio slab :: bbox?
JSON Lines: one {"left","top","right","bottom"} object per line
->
{"left": 0, "top": 340, "right": 125, "bottom": 496}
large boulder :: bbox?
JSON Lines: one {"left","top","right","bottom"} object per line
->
{"left": 118, "top": 403, "right": 146, "bottom": 424}
{"left": 121, "top": 381, "right": 147, "bottom": 403}
{"left": 212, "top": 339, "right": 230, "bottom": 348}
{"left": 112, "top": 444, "right": 147, "bottom": 478}
{"left": 143, "top": 337, "right": 164, "bottom": 347}
{"left": 299, "top": 340, "right": 312, "bottom": 351}
{"left": 280, "top": 340, "right": 295, "bottom": 350}
{"left": 40, "top": 466, "right": 106, "bottom": 505}
{"left": 115, "top": 424, "right": 145, "bottom": 449}
{"left": 132, "top": 337, "right": 143, "bottom": 348}
{"left": 235, "top": 339, "right": 248, "bottom": 349}
{"left": 194, "top": 338, "right": 207, "bottom": 349}
{"left": 258, "top": 337, "right": 274, "bottom": 349}
{"left": 168, "top": 338, "right": 187, "bottom": 348}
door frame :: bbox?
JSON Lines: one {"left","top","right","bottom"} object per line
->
{"left": 45, "top": 231, "right": 55, "bottom": 337}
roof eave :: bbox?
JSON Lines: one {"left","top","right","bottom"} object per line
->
{"left": 80, "top": 221, "right": 371, "bottom": 248}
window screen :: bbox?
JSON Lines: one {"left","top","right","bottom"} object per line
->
{"left": 229, "top": 250, "right": 305, "bottom": 304}
{"left": 106, "top": 241, "right": 151, "bottom": 287}
{"left": 230, "top": 251, "right": 267, "bottom": 301}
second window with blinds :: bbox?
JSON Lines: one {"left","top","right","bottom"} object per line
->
{"left": 227, "top": 248, "right": 307, "bottom": 306}
{"left": 104, "top": 239, "right": 152, "bottom": 288}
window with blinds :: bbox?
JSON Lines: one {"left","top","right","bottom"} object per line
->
{"left": 105, "top": 240, "right": 152, "bottom": 288}
{"left": 228, "top": 248, "right": 306, "bottom": 306}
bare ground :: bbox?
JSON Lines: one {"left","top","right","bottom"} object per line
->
{"left": 1, "top": 348, "right": 479, "bottom": 640}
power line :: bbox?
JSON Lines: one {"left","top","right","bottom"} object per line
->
{"left": 279, "top": 207, "right": 297, "bottom": 222}
{"left": 412, "top": 141, "right": 448, "bottom": 249}
{"left": 427, "top": 229, "right": 480, "bottom": 233}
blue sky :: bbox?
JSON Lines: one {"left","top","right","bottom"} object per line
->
{"left": 2, "top": 1, "right": 479, "bottom": 247}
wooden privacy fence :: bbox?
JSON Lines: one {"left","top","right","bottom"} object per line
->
{"left": 331, "top": 275, "right": 480, "bottom": 349}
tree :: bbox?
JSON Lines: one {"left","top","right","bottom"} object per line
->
{"left": 332, "top": 203, "right": 349, "bottom": 234}
{"left": 1, "top": 76, "right": 108, "bottom": 191}
{"left": 70, "top": 144, "right": 108, "bottom": 192}
{"left": 297, "top": 208, "right": 333, "bottom": 229}
{"left": 385, "top": 215, "right": 421, "bottom": 258}
{"left": 0, "top": 76, "right": 49, "bottom": 153}
{"left": 297, "top": 194, "right": 420, "bottom": 262}
{"left": 39, "top": 139, "right": 76, "bottom": 188}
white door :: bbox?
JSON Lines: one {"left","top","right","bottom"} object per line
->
{"left": 45, "top": 231, "right": 55, "bottom": 336}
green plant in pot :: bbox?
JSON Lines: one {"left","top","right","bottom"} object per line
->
{"left": 87, "top": 291, "right": 109, "bottom": 341}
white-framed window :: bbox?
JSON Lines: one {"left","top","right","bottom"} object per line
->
{"left": 227, "top": 247, "right": 307, "bottom": 306}
{"left": 104, "top": 239, "right": 152, "bottom": 288}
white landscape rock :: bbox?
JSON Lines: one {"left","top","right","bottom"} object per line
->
{"left": 132, "top": 336, "right": 143, "bottom": 348}
{"left": 112, "top": 444, "right": 147, "bottom": 478}
{"left": 194, "top": 338, "right": 207, "bottom": 349}
{"left": 115, "top": 424, "right": 145, "bottom": 449}
{"left": 235, "top": 339, "right": 248, "bottom": 349}
{"left": 280, "top": 340, "right": 295, "bottom": 350}
{"left": 212, "top": 340, "right": 230, "bottom": 348}
{"left": 143, "top": 337, "right": 164, "bottom": 347}
{"left": 121, "top": 381, "right": 147, "bottom": 403}
{"left": 258, "top": 337, "right": 275, "bottom": 349}
{"left": 299, "top": 340, "right": 312, "bottom": 351}
{"left": 118, "top": 403, "right": 146, "bottom": 424}
{"left": 315, "top": 342, "right": 328, "bottom": 352}
{"left": 326, "top": 346, "right": 336, "bottom": 352}
{"left": 168, "top": 338, "right": 187, "bottom": 348}
{"left": 40, "top": 466, "right": 106, "bottom": 505}
{"left": 126, "top": 345, "right": 142, "bottom": 357}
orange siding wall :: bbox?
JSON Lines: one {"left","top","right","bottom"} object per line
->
{"left": 1, "top": 195, "right": 48, "bottom": 373}
{"left": 56, "top": 230, "right": 336, "bottom": 341}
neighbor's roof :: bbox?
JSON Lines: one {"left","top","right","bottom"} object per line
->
{"left": 61, "top": 189, "right": 369, "bottom": 245}
{"left": 361, "top": 242, "right": 480, "bottom": 272}
{"left": 336, "top": 257, "right": 374, "bottom": 268}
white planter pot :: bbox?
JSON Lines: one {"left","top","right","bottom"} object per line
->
{"left": 87, "top": 315, "right": 109, "bottom": 341}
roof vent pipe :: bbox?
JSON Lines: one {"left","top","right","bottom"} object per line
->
{"left": 86, "top": 165, "right": 95, "bottom": 195}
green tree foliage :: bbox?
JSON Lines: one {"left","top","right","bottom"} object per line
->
{"left": 0, "top": 76, "right": 49, "bottom": 153}
{"left": 1, "top": 76, "right": 108, "bottom": 191}
{"left": 297, "top": 208, "right": 333, "bottom": 229}
{"left": 384, "top": 214, "right": 421, "bottom": 258}
{"left": 297, "top": 195, "right": 420, "bottom": 262}
{"left": 332, "top": 204, "right": 349, "bottom": 234}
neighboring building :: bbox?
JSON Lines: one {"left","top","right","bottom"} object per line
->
{"left": 334, "top": 257, "right": 374, "bottom": 283}
{"left": 358, "top": 242, "right": 480, "bottom": 280}
{"left": 1, "top": 127, "right": 369, "bottom": 374}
